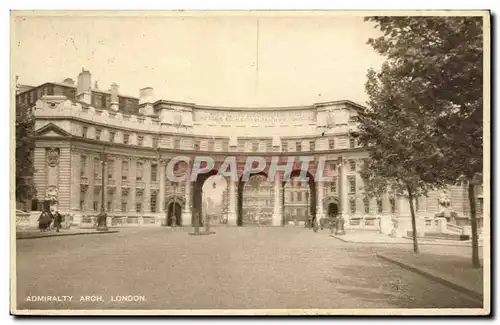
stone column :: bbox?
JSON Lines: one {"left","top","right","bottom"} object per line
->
{"left": 272, "top": 172, "right": 282, "bottom": 226}
{"left": 316, "top": 181, "right": 325, "bottom": 219}
{"left": 144, "top": 161, "right": 151, "bottom": 213}
{"left": 181, "top": 179, "right": 192, "bottom": 226}
{"left": 158, "top": 161, "right": 166, "bottom": 225}
{"left": 128, "top": 158, "right": 136, "bottom": 214}
{"left": 227, "top": 178, "right": 237, "bottom": 226}
{"left": 114, "top": 158, "right": 123, "bottom": 213}
{"left": 337, "top": 158, "right": 348, "bottom": 234}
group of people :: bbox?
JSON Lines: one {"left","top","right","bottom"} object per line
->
{"left": 37, "top": 200, "right": 63, "bottom": 232}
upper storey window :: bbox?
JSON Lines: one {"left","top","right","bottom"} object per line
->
{"left": 123, "top": 133, "right": 130, "bottom": 145}
{"left": 349, "top": 137, "right": 356, "bottom": 149}
{"left": 174, "top": 138, "right": 181, "bottom": 149}
{"left": 82, "top": 126, "right": 88, "bottom": 138}
{"left": 95, "top": 129, "right": 101, "bottom": 141}
{"left": 296, "top": 141, "right": 302, "bottom": 152}
{"left": 252, "top": 142, "right": 259, "bottom": 152}
{"left": 137, "top": 136, "right": 144, "bottom": 146}
{"left": 329, "top": 139, "right": 335, "bottom": 150}
{"left": 309, "top": 140, "right": 315, "bottom": 152}
{"left": 282, "top": 141, "right": 288, "bottom": 152}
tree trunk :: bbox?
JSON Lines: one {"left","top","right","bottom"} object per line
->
{"left": 468, "top": 182, "right": 481, "bottom": 268}
{"left": 407, "top": 185, "right": 419, "bottom": 255}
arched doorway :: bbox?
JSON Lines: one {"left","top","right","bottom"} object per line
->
{"left": 328, "top": 202, "right": 339, "bottom": 217}
{"left": 237, "top": 171, "right": 271, "bottom": 226}
{"left": 323, "top": 196, "right": 340, "bottom": 219}
{"left": 167, "top": 202, "right": 182, "bottom": 226}
{"left": 282, "top": 170, "right": 316, "bottom": 226}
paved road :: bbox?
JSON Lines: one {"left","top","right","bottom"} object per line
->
{"left": 15, "top": 227, "right": 482, "bottom": 311}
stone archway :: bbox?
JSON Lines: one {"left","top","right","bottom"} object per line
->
{"left": 164, "top": 195, "right": 185, "bottom": 226}
{"left": 323, "top": 196, "right": 340, "bottom": 218}
{"left": 192, "top": 169, "right": 221, "bottom": 227}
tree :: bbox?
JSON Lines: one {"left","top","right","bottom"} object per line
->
{"left": 364, "top": 16, "right": 484, "bottom": 267}
{"left": 357, "top": 67, "right": 446, "bottom": 255}
{"left": 15, "top": 102, "right": 36, "bottom": 205}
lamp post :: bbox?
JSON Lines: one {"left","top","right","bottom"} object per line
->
{"left": 96, "top": 147, "right": 108, "bottom": 231}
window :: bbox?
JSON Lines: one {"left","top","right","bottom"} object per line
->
{"left": 93, "top": 201, "right": 99, "bottom": 212}
{"left": 136, "top": 203, "right": 142, "bottom": 213}
{"left": 109, "top": 131, "right": 115, "bottom": 143}
{"left": 252, "top": 142, "right": 259, "bottom": 152}
{"left": 222, "top": 141, "right": 229, "bottom": 152}
{"left": 290, "top": 192, "right": 294, "bottom": 202}
{"left": 153, "top": 137, "right": 159, "bottom": 149}
{"left": 363, "top": 197, "right": 370, "bottom": 213}
{"left": 93, "top": 157, "right": 100, "bottom": 178}
{"left": 80, "top": 200, "right": 85, "bottom": 211}
{"left": 107, "top": 201, "right": 112, "bottom": 212}
{"left": 282, "top": 141, "right": 288, "bottom": 152}
{"left": 122, "top": 161, "right": 129, "bottom": 180}
{"left": 150, "top": 192, "right": 158, "bottom": 213}
{"left": 349, "top": 137, "right": 356, "bottom": 148}
{"left": 330, "top": 162, "right": 336, "bottom": 172}
{"left": 330, "top": 179, "right": 337, "bottom": 192}
{"left": 107, "top": 160, "right": 114, "bottom": 179}
{"left": 174, "top": 138, "right": 181, "bottom": 149}
{"left": 377, "top": 199, "right": 383, "bottom": 213}
{"left": 136, "top": 162, "right": 143, "bottom": 181}
{"left": 194, "top": 140, "right": 200, "bottom": 151}
{"left": 349, "top": 160, "right": 356, "bottom": 171}
{"left": 348, "top": 176, "right": 356, "bottom": 193}
{"left": 305, "top": 191, "right": 309, "bottom": 203}
{"left": 121, "top": 202, "right": 127, "bottom": 212}
{"left": 296, "top": 141, "right": 302, "bottom": 152}
{"left": 390, "top": 198, "right": 396, "bottom": 213}
{"left": 123, "top": 133, "right": 130, "bottom": 144}
{"left": 151, "top": 163, "right": 158, "bottom": 181}
{"left": 309, "top": 140, "right": 315, "bottom": 152}
{"left": 350, "top": 200, "right": 356, "bottom": 214}
{"left": 80, "top": 155, "right": 86, "bottom": 177}
{"left": 297, "top": 192, "right": 302, "bottom": 201}
{"left": 207, "top": 140, "right": 214, "bottom": 151}
{"left": 137, "top": 136, "right": 144, "bottom": 146}
{"left": 82, "top": 126, "right": 88, "bottom": 138}
{"left": 95, "top": 129, "right": 101, "bottom": 140}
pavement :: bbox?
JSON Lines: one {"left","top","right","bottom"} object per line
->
{"left": 13, "top": 226, "right": 485, "bottom": 314}
{"left": 331, "top": 230, "right": 484, "bottom": 247}
{"left": 16, "top": 228, "right": 119, "bottom": 239}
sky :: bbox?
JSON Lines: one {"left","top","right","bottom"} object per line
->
{"left": 12, "top": 12, "right": 385, "bottom": 107}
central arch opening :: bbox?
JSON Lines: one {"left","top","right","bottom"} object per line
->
{"left": 237, "top": 171, "right": 272, "bottom": 226}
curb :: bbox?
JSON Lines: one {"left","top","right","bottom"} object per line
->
{"left": 16, "top": 230, "right": 120, "bottom": 240}
{"left": 330, "top": 235, "right": 480, "bottom": 247}
{"left": 376, "top": 252, "right": 482, "bottom": 302}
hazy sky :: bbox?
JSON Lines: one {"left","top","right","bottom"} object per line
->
{"left": 12, "top": 12, "right": 385, "bottom": 107}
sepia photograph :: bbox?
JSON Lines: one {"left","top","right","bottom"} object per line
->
{"left": 10, "top": 10, "right": 490, "bottom": 316}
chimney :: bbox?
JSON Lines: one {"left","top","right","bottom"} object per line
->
{"left": 110, "top": 83, "right": 119, "bottom": 111}
{"left": 139, "top": 87, "right": 154, "bottom": 115}
{"left": 76, "top": 68, "right": 91, "bottom": 104}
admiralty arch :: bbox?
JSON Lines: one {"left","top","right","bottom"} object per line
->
{"left": 16, "top": 69, "right": 481, "bottom": 235}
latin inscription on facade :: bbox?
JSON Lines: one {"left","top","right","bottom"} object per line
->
{"left": 195, "top": 110, "right": 316, "bottom": 124}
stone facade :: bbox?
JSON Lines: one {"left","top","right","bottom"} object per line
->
{"left": 18, "top": 70, "right": 484, "bottom": 233}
